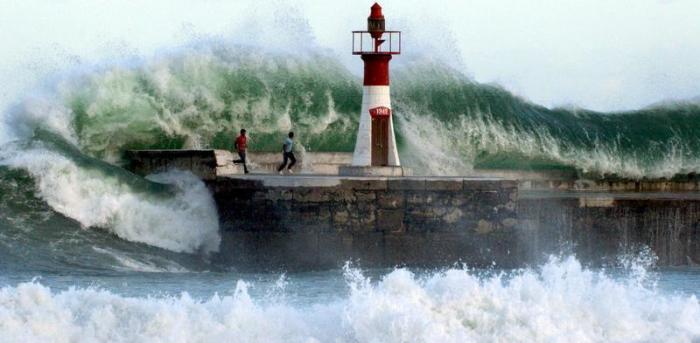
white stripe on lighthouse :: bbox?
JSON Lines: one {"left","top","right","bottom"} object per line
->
{"left": 351, "top": 85, "right": 401, "bottom": 166}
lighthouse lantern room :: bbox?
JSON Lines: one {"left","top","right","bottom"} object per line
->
{"left": 350, "top": 3, "right": 402, "bottom": 169}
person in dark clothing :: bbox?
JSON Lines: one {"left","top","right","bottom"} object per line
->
{"left": 233, "top": 129, "right": 249, "bottom": 174}
{"left": 277, "top": 131, "right": 296, "bottom": 174}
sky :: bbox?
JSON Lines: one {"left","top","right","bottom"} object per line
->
{"left": 0, "top": 0, "right": 699, "bottom": 114}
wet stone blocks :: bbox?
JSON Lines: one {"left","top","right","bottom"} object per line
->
{"left": 210, "top": 177, "right": 518, "bottom": 270}
{"left": 518, "top": 196, "right": 700, "bottom": 267}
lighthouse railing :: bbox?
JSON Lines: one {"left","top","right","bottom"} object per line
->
{"left": 352, "top": 31, "right": 401, "bottom": 55}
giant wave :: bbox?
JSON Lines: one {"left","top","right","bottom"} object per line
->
{"left": 1, "top": 43, "right": 700, "bottom": 265}
{"left": 12, "top": 45, "right": 699, "bottom": 177}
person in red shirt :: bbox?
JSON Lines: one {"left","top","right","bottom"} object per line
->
{"left": 233, "top": 129, "right": 249, "bottom": 174}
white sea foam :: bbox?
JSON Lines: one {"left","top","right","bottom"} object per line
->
{"left": 396, "top": 108, "right": 700, "bottom": 178}
{"left": 47, "top": 48, "right": 354, "bottom": 163}
{"left": 0, "top": 148, "right": 220, "bottom": 254}
{"left": 0, "top": 257, "right": 698, "bottom": 342}
{"left": 91, "top": 247, "right": 190, "bottom": 273}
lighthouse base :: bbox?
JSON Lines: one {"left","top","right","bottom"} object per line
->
{"left": 338, "top": 165, "right": 412, "bottom": 177}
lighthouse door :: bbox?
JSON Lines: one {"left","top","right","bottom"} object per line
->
{"left": 371, "top": 116, "right": 389, "bottom": 166}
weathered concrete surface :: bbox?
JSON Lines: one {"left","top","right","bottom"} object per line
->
{"left": 249, "top": 152, "right": 353, "bottom": 174}
{"left": 338, "top": 165, "right": 412, "bottom": 177}
{"left": 518, "top": 191, "right": 700, "bottom": 266}
{"left": 126, "top": 150, "right": 353, "bottom": 176}
{"left": 209, "top": 175, "right": 518, "bottom": 270}
{"left": 519, "top": 178, "right": 700, "bottom": 192}
{"left": 126, "top": 150, "right": 233, "bottom": 180}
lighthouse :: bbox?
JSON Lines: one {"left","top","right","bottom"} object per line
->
{"left": 341, "top": 3, "right": 407, "bottom": 176}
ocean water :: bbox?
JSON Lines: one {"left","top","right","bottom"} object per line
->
{"left": 2, "top": 41, "right": 700, "bottom": 341}
{"left": 1, "top": 258, "right": 700, "bottom": 342}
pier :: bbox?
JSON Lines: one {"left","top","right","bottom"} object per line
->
{"left": 127, "top": 150, "right": 518, "bottom": 269}
{"left": 211, "top": 174, "right": 517, "bottom": 269}
{"left": 125, "top": 149, "right": 700, "bottom": 269}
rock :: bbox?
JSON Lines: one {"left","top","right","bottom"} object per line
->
{"left": 476, "top": 220, "right": 495, "bottom": 234}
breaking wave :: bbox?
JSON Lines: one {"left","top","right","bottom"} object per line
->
{"left": 1, "top": 41, "right": 700, "bottom": 266}
{"left": 0, "top": 133, "right": 220, "bottom": 263}
{"left": 11, "top": 44, "right": 698, "bottom": 178}
{"left": 4, "top": 152, "right": 218, "bottom": 254}
{"left": 1, "top": 257, "right": 699, "bottom": 342}
{"left": 393, "top": 63, "right": 700, "bottom": 178}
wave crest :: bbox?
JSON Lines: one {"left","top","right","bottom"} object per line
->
{"left": 0, "top": 147, "right": 220, "bottom": 254}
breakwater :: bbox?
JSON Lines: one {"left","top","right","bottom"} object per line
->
{"left": 519, "top": 192, "right": 700, "bottom": 266}
{"left": 126, "top": 150, "right": 700, "bottom": 269}
{"left": 210, "top": 175, "right": 518, "bottom": 270}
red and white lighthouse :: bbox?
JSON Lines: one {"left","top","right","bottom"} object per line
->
{"left": 350, "top": 3, "right": 401, "bottom": 168}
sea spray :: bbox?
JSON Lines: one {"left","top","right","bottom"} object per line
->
{"left": 16, "top": 47, "right": 700, "bottom": 178}
{"left": 0, "top": 47, "right": 359, "bottom": 256}
{"left": 392, "top": 62, "right": 700, "bottom": 177}
{"left": 3, "top": 44, "right": 700, "bottom": 257}
{"left": 0, "top": 257, "right": 699, "bottom": 342}
{"left": 57, "top": 47, "right": 360, "bottom": 162}
{"left": 0, "top": 146, "right": 220, "bottom": 254}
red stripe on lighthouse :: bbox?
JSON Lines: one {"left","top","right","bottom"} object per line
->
{"left": 362, "top": 54, "right": 392, "bottom": 86}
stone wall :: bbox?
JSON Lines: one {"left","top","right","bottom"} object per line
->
{"left": 124, "top": 150, "right": 700, "bottom": 269}
{"left": 209, "top": 177, "right": 519, "bottom": 270}
{"left": 126, "top": 150, "right": 234, "bottom": 180}
{"left": 518, "top": 193, "right": 700, "bottom": 266}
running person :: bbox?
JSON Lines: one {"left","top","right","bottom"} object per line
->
{"left": 233, "top": 129, "right": 249, "bottom": 174}
{"left": 277, "top": 131, "right": 296, "bottom": 174}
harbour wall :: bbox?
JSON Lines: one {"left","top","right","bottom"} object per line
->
{"left": 519, "top": 192, "right": 700, "bottom": 266}
{"left": 210, "top": 176, "right": 518, "bottom": 270}
{"left": 125, "top": 150, "right": 700, "bottom": 191}
{"left": 126, "top": 150, "right": 700, "bottom": 269}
